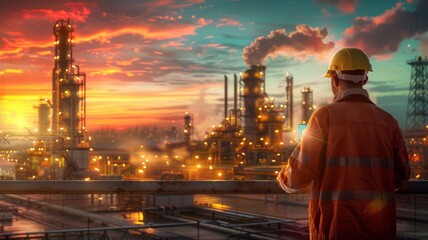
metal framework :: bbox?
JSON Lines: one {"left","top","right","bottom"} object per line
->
{"left": 406, "top": 56, "right": 428, "bottom": 134}
{"left": 0, "top": 180, "right": 424, "bottom": 194}
{"left": 52, "top": 19, "right": 87, "bottom": 150}
{"left": 405, "top": 56, "right": 428, "bottom": 179}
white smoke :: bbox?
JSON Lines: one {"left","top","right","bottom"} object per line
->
{"left": 187, "top": 88, "right": 223, "bottom": 140}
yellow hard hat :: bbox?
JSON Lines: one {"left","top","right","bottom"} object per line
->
{"left": 323, "top": 48, "right": 372, "bottom": 78}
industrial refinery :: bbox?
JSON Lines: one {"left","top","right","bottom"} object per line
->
{"left": 0, "top": 18, "right": 427, "bottom": 239}
{"left": 0, "top": 19, "right": 426, "bottom": 182}
{"left": 1, "top": 19, "right": 322, "bottom": 182}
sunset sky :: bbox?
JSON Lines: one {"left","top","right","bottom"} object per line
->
{"left": 0, "top": 0, "right": 427, "bottom": 138}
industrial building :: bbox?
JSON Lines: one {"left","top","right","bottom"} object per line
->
{"left": 9, "top": 19, "right": 320, "bottom": 181}
{"left": 17, "top": 19, "right": 91, "bottom": 180}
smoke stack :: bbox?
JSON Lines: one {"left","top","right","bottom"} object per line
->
{"left": 285, "top": 73, "right": 294, "bottom": 129}
{"left": 224, "top": 75, "right": 228, "bottom": 121}
{"left": 234, "top": 74, "right": 238, "bottom": 127}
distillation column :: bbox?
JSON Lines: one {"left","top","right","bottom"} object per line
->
{"left": 52, "top": 19, "right": 89, "bottom": 170}
{"left": 241, "top": 65, "right": 266, "bottom": 142}
{"left": 301, "top": 86, "right": 313, "bottom": 124}
{"left": 183, "top": 112, "right": 193, "bottom": 146}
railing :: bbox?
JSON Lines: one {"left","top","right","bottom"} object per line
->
{"left": 0, "top": 180, "right": 425, "bottom": 239}
{"left": 0, "top": 180, "right": 425, "bottom": 194}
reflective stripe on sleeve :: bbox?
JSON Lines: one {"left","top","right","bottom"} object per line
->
{"left": 327, "top": 156, "right": 393, "bottom": 168}
{"left": 313, "top": 190, "right": 395, "bottom": 201}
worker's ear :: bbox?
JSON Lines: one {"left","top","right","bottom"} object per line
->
{"left": 332, "top": 76, "right": 340, "bottom": 87}
{"left": 362, "top": 76, "right": 368, "bottom": 86}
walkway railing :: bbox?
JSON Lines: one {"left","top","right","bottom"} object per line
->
{"left": 0, "top": 180, "right": 425, "bottom": 194}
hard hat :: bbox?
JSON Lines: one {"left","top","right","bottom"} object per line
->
{"left": 323, "top": 48, "right": 372, "bottom": 78}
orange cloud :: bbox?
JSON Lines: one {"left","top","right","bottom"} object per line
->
{"left": 0, "top": 69, "right": 23, "bottom": 75}
{"left": 316, "top": 0, "right": 357, "bottom": 13}
{"left": 113, "top": 57, "right": 140, "bottom": 66}
{"left": 0, "top": 48, "right": 24, "bottom": 60}
{"left": 22, "top": 3, "right": 91, "bottom": 23}
{"left": 75, "top": 24, "right": 200, "bottom": 45}
{"left": 88, "top": 69, "right": 121, "bottom": 76}
{"left": 161, "top": 41, "right": 184, "bottom": 48}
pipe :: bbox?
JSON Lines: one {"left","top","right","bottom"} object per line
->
{"left": 0, "top": 180, "right": 423, "bottom": 194}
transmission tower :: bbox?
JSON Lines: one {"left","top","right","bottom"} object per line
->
{"left": 405, "top": 56, "right": 428, "bottom": 179}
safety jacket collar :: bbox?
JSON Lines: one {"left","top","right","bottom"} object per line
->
{"left": 333, "top": 88, "right": 371, "bottom": 103}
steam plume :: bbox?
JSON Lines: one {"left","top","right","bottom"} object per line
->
{"left": 242, "top": 24, "right": 335, "bottom": 65}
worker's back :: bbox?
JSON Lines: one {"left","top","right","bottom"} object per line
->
{"left": 277, "top": 48, "right": 411, "bottom": 240}
{"left": 307, "top": 93, "right": 410, "bottom": 239}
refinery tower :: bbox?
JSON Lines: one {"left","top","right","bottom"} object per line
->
{"left": 52, "top": 19, "right": 89, "bottom": 170}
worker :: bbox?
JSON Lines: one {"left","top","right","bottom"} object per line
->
{"left": 277, "top": 47, "right": 410, "bottom": 239}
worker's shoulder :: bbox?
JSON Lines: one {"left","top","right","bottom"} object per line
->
{"left": 371, "top": 104, "right": 399, "bottom": 122}
{"left": 320, "top": 99, "right": 398, "bottom": 123}
{"left": 310, "top": 104, "right": 331, "bottom": 117}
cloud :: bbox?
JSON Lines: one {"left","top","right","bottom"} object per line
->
{"left": 201, "top": 43, "right": 228, "bottom": 49}
{"left": 342, "top": 1, "right": 428, "bottom": 57}
{"left": 242, "top": 24, "right": 335, "bottom": 65}
{"left": 197, "top": 17, "right": 213, "bottom": 26}
{"left": 316, "top": 0, "right": 357, "bottom": 13}
{"left": 138, "top": 0, "right": 205, "bottom": 11}
{"left": 22, "top": 2, "right": 92, "bottom": 23}
{"left": 70, "top": 24, "right": 200, "bottom": 50}
{"left": 216, "top": 18, "right": 242, "bottom": 28}
{"left": 0, "top": 69, "right": 23, "bottom": 75}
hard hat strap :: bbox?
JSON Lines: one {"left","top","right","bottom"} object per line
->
{"left": 336, "top": 71, "right": 367, "bottom": 83}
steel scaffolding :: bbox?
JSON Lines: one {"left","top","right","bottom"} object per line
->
{"left": 405, "top": 56, "right": 428, "bottom": 179}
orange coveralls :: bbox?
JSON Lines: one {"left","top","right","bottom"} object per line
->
{"left": 277, "top": 89, "right": 410, "bottom": 239}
